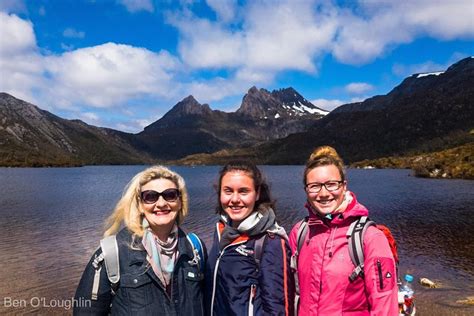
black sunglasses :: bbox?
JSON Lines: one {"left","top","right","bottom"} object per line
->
{"left": 140, "top": 189, "right": 180, "bottom": 204}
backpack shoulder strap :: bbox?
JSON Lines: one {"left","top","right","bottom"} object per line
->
{"left": 253, "top": 233, "right": 268, "bottom": 269}
{"left": 347, "top": 216, "right": 375, "bottom": 282}
{"left": 91, "top": 235, "right": 120, "bottom": 300}
{"left": 100, "top": 235, "right": 120, "bottom": 286}
{"left": 290, "top": 216, "right": 309, "bottom": 315}
{"left": 186, "top": 232, "right": 205, "bottom": 273}
{"left": 296, "top": 217, "right": 309, "bottom": 254}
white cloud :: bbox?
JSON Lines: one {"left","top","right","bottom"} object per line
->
{"left": 0, "top": 12, "right": 36, "bottom": 56}
{"left": 76, "top": 112, "right": 101, "bottom": 126}
{"left": 170, "top": 1, "right": 337, "bottom": 78}
{"left": 171, "top": 15, "right": 245, "bottom": 69}
{"left": 345, "top": 82, "right": 374, "bottom": 95}
{"left": 43, "top": 43, "right": 180, "bottom": 108}
{"left": 118, "top": 0, "right": 154, "bottom": 13}
{"left": 243, "top": 1, "right": 336, "bottom": 72}
{"left": 171, "top": 0, "right": 474, "bottom": 77}
{"left": 0, "top": 13, "right": 182, "bottom": 114}
{"left": 395, "top": 0, "right": 474, "bottom": 40}
{"left": 332, "top": 0, "right": 474, "bottom": 65}
{"left": 0, "top": 12, "right": 44, "bottom": 103}
{"left": 311, "top": 98, "right": 345, "bottom": 112}
{"left": 115, "top": 118, "right": 154, "bottom": 133}
{"left": 171, "top": 0, "right": 473, "bottom": 89}
{"left": 63, "top": 27, "right": 85, "bottom": 39}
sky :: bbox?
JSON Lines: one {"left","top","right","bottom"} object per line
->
{"left": 0, "top": 0, "right": 473, "bottom": 133}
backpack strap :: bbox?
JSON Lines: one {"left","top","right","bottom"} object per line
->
{"left": 91, "top": 252, "right": 104, "bottom": 300}
{"left": 187, "top": 232, "right": 205, "bottom": 273}
{"left": 253, "top": 233, "right": 268, "bottom": 269}
{"left": 91, "top": 235, "right": 120, "bottom": 300}
{"left": 347, "top": 216, "right": 375, "bottom": 282}
{"left": 290, "top": 217, "right": 309, "bottom": 315}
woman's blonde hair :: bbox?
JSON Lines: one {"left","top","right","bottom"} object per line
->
{"left": 104, "top": 165, "right": 189, "bottom": 237}
{"left": 304, "top": 146, "right": 346, "bottom": 185}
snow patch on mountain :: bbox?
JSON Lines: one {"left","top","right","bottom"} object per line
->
{"left": 417, "top": 71, "right": 444, "bottom": 78}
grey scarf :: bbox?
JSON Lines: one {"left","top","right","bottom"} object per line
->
{"left": 219, "top": 205, "right": 287, "bottom": 250}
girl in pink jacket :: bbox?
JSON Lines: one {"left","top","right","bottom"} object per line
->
{"left": 289, "top": 146, "right": 398, "bottom": 315}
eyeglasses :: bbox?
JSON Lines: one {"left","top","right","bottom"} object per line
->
{"left": 305, "top": 181, "right": 343, "bottom": 193}
{"left": 140, "top": 189, "right": 180, "bottom": 204}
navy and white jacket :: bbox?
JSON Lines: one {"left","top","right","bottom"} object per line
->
{"left": 205, "top": 221, "right": 294, "bottom": 316}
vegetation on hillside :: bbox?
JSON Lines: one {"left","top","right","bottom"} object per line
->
{"left": 351, "top": 143, "right": 474, "bottom": 180}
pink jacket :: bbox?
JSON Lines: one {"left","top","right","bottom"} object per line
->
{"left": 289, "top": 192, "right": 398, "bottom": 316}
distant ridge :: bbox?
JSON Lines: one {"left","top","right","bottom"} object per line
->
{"left": 176, "top": 57, "right": 474, "bottom": 166}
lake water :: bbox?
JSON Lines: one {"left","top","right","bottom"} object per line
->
{"left": 0, "top": 166, "right": 473, "bottom": 315}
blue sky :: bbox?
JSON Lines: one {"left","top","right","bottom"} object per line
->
{"left": 0, "top": 0, "right": 473, "bottom": 133}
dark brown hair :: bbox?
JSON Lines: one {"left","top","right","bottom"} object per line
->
{"left": 215, "top": 161, "right": 274, "bottom": 214}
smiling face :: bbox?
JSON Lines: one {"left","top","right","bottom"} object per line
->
{"left": 140, "top": 178, "right": 181, "bottom": 235}
{"left": 220, "top": 170, "right": 260, "bottom": 227}
{"left": 305, "top": 164, "right": 347, "bottom": 215}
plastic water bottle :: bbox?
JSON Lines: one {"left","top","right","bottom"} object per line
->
{"left": 398, "top": 274, "right": 416, "bottom": 315}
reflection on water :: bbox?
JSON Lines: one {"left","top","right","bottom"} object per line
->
{"left": 0, "top": 166, "right": 473, "bottom": 315}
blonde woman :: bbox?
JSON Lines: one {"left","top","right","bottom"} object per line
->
{"left": 74, "top": 166, "right": 206, "bottom": 315}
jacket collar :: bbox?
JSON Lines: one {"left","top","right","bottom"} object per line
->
{"left": 306, "top": 191, "right": 369, "bottom": 226}
{"left": 123, "top": 228, "right": 195, "bottom": 287}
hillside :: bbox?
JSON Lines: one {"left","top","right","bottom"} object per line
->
{"left": 0, "top": 93, "right": 154, "bottom": 166}
{"left": 351, "top": 142, "right": 474, "bottom": 179}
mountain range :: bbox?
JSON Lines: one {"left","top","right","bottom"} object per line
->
{"left": 0, "top": 86, "right": 326, "bottom": 166}
{"left": 1, "top": 57, "right": 472, "bottom": 168}
{"left": 177, "top": 57, "right": 474, "bottom": 165}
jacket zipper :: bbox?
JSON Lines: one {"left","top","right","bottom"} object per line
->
{"left": 210, "top": 250, "right": 224, "bottom": 316}
{"left": 248, "top": 284, "right": 257, "bottom": 315}
{"left": 328, "top": 226, "right": 338, "bottom": 257}
{"left": 210, "top": 240, "right": 247, "bottom": 316}
{"left": 377, "top": 259, "right": 384, "bottom": 289}
{"left": 318, "top": 225, "right": 338, "bottom": 301}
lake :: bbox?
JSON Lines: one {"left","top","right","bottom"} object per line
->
{"left": 0, "top": 166, "right": 473, "bottom": 315}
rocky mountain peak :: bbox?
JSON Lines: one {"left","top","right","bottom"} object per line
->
{"left": 248, "top": 86, "right": 259, "bottom": 94}
{"left": 236, "top": 86, "right": 327, "bottom": 119}
{"left": 141, "top": 95, "right": 213, "bottom": 133}
{"left": 271, "top": 87, "right": 328, "bottom": 116}
{"left": 166, "top": 95, "right": 212, "bottom": 117}
{"left": 236, "top": 86, "right": 285, "bottom": 118}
